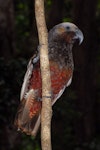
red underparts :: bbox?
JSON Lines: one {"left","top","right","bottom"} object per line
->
{"left": 29, "top": 61, "right": 72, "bottom": 96}
{"left": 26, "top": 61, "right": 72, "bottom": 119}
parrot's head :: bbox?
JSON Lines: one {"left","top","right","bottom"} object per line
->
{"left": 49, "top": 22, "right": 84, "bottom": 45}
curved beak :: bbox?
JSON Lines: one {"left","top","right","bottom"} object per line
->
{"left": 74, "top": 29, "right": 84, "bottom": 45}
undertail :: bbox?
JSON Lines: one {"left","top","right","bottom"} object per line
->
{"left": 14, "top": 95, "right": 42, "bottom": 136}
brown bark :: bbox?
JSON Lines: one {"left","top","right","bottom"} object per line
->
{"left": 0, "top": 0, "right": 16, "bottom": 59}
{"left": 35, "top": 0, "right": 52, "bottom": 150}
{"left": 72, "top": 0, "right": 98, "bottom": 142}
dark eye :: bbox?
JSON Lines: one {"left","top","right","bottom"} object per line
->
{"left": 66, "top": 26, "right": 70, "bottom": 30}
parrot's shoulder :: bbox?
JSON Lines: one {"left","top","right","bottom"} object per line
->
{"left": 27, "top": 53, "right": 39, "bottom": 67}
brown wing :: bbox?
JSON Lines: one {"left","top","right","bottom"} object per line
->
{"left": 14, "top": 55, "right": 42, "bottom": 136}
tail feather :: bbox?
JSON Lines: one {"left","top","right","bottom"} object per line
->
{"left": 14, "top": 92, "right": 42, "bottom": 136}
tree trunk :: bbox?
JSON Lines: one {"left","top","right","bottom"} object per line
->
{"left": 0, "top": 0, "right": 15, "bottom": 59}
{"left": 72, "top": 0, "right": 98, "bottom": 143}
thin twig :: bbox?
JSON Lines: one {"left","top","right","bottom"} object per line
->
{"left": 35, "top": 0, "right": 52, "bottom": 150}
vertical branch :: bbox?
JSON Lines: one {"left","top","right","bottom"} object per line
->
{"left": 35, "top": 0, "right": 52, "bottom": 150}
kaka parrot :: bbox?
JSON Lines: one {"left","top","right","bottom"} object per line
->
{"left": 14, "top": 22, "right": 83, "bottom": 136}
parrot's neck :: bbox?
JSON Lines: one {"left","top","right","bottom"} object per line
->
{"left": 48, "top": 40, "right": 74, "bottom": 70}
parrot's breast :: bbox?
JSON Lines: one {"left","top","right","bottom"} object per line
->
{"left": 29, "top": 61, "right": 72, "bottom": 100}
{"left": 50, "top": 61, "right": 72, "bottom": 95}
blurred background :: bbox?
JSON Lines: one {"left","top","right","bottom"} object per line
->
{"left": 0, "top": 0, "right": 100, "bottom": 150}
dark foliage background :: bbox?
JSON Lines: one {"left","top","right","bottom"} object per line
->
{"left": 0, "top": 0, "right": 100, "bottom": 150}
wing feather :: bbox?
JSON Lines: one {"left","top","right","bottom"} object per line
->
{"left": 20, "top": 59, "right": 33, "bottom": 100}
{"left": 20, "top": 54, "right": 39, "bottom": 101}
